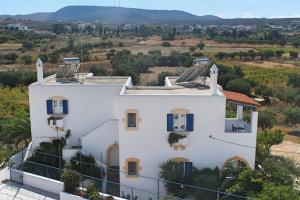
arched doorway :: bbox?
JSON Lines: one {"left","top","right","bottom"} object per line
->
{"left": 106, "top": 144, "right": 120, "bottom": 196}
{"left": 107, "top": 144, "right": 119, "bottom": 167}
{"left": 222, "top": 156, "right": 250, "bottom": 171}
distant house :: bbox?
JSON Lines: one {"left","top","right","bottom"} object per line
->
{"left": 77, "top": 23, "right": 96, "bottom": 31}
{"left": 193, "top": 58, "right": 211, "bottom": 66}
{"left": 6, "top": 23, "right": 28, "bottom": 31}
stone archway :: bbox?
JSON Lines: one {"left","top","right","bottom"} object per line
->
{"left": 222, "top": 156, "right": 250, "bottom": 171}
{"left": 106, "top": 144, "right": 119, "bottom": 167}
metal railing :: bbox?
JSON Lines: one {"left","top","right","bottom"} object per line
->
{"left": 8, "top": 148, "right": 255, "bottom": 200}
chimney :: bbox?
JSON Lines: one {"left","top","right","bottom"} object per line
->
{"left": 210, "top": 64, "right": 218, "bottom": 95}
{"left": 36, "top": 58, "right": 44, "bottom": 84}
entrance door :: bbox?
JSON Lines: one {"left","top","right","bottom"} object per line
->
{"left": 107, "top": 144, "right": 120, "bottom": 196}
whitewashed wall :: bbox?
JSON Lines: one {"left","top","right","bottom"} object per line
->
{"left": 29, "top": 83, "right": 124, "bottom": 148}
{"left": 23, "top": 172, "right": 64, "bottom": 194}
{"left": 82, "top": 119, "right": 119, "bottom": 162}
{"left": 118, "top": 93, "right": 257, "bottom": 196}
{"left": 0, "top": 167, "right": 10, "bottom": 181}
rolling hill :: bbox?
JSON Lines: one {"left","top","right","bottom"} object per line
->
{"left": 0, "top": 5, "right": 222, "bottom": 24}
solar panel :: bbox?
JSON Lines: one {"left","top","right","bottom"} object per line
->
{"left": 56, "top": 63, "right": 80, "bottom": 83}
{"left": 175, "top": 66, "right": 207, "bottom": 83}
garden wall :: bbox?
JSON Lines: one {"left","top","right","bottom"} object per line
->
{"left": 23, "top": 172, "right": 64, "bottom": 194}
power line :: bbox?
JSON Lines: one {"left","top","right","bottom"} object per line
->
{"left": 209, "top": 135, "right": 256, "bottom": 149}
{"left": 209, "top": 135, "right": 300, "bottom": 155}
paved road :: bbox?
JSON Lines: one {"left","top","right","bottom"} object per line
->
{"left": 0, "top": 181, "right": 59, "bottom": 200}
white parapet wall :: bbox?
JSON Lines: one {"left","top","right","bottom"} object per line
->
{"left": 23, "top": 172, "right": 64, "bottom": 195}
{"left": 0, "top": 167, "right": 10, "bottom": 181}
{"left": 60, "top": 192, "right": 127, "bottom": 200}
{"left": 63, "top": 148, "right": 80, "bottom": 161}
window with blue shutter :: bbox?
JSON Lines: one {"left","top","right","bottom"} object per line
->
{"left": 46, "top": 100, "right": 53, "bottom": 115}
{"left": 62, "top": 100, "right": 68, "bottom": 115}
{"left": 167, "top": 114, "right": 174, "bottom": 131}
{"left": 184, "top": 162, "right": 193, "bottom": 176}
{"left": 186, "top": 114, "right": 194, "bottom": 132}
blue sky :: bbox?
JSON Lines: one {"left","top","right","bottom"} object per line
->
{"left": 1, "top": 0, "right": 300, "bottom": 18}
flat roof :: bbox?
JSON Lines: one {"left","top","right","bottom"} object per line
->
{"left": 124, "top": 76, "right": 222, "bottom": 95}
{"left": 124, "top": 86, "right": 214, "bottom": 95}
{"left": 42, "top": 73, "right": 129, "bottom": 85}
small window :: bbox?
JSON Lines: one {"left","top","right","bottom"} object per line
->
{"left": 53, "top": 100, "right": 63, "bottom": 115}
{"left": 173, "top": 114, "right": 186, "bottom": 132}
{"left": 127, "top": 113, "right": 136, "bottom": 128}
{"left": 127, "top": 161, "right": 137, "bottom": 176}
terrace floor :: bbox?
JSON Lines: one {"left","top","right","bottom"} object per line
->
{"left": 0, "top": 181, "right": 59, "bottom": 200}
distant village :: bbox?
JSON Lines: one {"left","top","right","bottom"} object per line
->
{"left": 1, "top": 18, "right": 299, "bottom": 36}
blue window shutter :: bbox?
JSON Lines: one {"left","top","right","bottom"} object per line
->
{"left": 185, "top": 162, "right": 193, "bottom": 176}
{"left": 63, "top": 100, "right": 68, "bottom": 115}
{"left": 167, "top": 114, "right": 174, "bottom": 131}
{"left": 46, "top": 100, "right": 53, "bottom": 115}
{"left": 186, "top": 114, "right": 194, "bottom": 132}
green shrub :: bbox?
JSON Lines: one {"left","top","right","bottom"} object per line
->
{"left": 284, "top": 107, "right": 300, "bottom": 127}
{"left": 89, "top": 66, "right": 108, "bottom": 76}
{"left": 86, "top": 183, "right": 101, "bottom": 200}
{"left": 157, "top": 71, "right": 174, "bottom": 86}
{"left": 255, "top": 85, "right": 273, "bottom": 98}
{"left": 21, "top": 55, "right": 33, "bottom": 65}
{"left": 38, "top": 54, "right": 48, "bottom": 63}
{"left": 226, "top": 79, "right": 251, "bottom": 95}
{"left": 258, "top": 110, "right": 276, "bottom": 130}
{"left": 288, "top": 73, "right": 300, "bottom": 88}
{"left": 62, "top": 170, "right": 80, "bottom": 194}
{"left": 22, "top": 41, "right": 34, "bottom": 50}
{"left": 70, "top": 152, "right": 105, "bottom": 178}
{"left": 257, "top": 129, "right": 284, "bottom": 146}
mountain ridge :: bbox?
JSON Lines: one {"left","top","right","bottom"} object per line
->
{"left": 0, "top": 5, "right": 222, "bottom": 24}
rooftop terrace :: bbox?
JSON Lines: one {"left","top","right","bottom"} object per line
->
{"left": 123, "top": 76, "right": 223, "bottom": 95}
{"left": 41, "top": 73, "right": 130, "bottom": 85}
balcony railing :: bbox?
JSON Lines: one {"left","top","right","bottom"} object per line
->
{"left": 225, "top": 118, "right": 252, "bottom": 133}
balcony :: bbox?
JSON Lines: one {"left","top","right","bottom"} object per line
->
{"left": 225, "top": 119, "right": 252, "bottom": 133}
{"left": 225, "top": 104, "right": 258, "bottom": 134}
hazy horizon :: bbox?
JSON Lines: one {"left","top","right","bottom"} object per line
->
{"left": 1, "top": 0, "right": 300, "bottom": 19}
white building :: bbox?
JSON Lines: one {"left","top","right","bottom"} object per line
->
{"left": 29, "top": 60, "right": 259, "bottom": 198}
{"left": 193, "top": 58, "right": 211, "bottom": 66}
{"left": 6, "top": 23, "right": 28, "bottom": 31}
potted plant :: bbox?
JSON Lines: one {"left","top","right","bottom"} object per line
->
{"left": 168, "top": 132, "right": 186, "bottom": 146}
{"left": 61, "top": 170, "right": 80, "bottom": 195}
{"left": 86, "top": 183, "right": 101, "bottom": 200}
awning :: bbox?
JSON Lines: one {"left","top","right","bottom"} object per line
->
{"left": 223, "top": 90, "right": 261, "bottom": 107}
